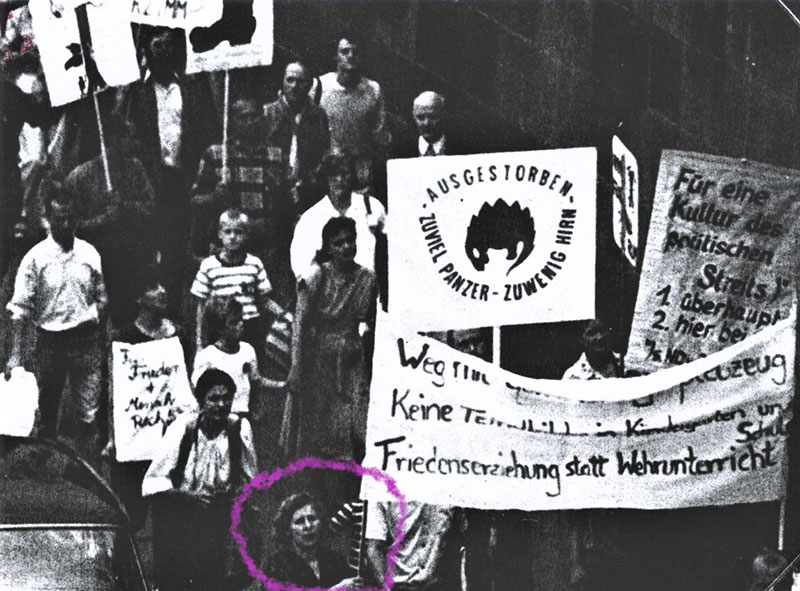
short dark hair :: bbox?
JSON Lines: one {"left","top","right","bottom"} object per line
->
{"left": 194, "top": 368, "right": 236, "bottom": 404}
{"left": 315, "top": 217, "right": 357, "bottom": 265}
{"left": 335, "top": 29, "right": 363, "bottom": 50}
{"left": 41, "top": 175, "right": 71, "bottom": 218}
{"left": 272, "top": 492, "right": 324, "bottom": 551}
{"left": 317, "top": 150, "right": 357, "bottom": 187}
{"left": 204, "top": 296, "right": 243, "bottom": 343}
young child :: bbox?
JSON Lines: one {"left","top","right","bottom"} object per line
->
{"left": 104, "top": 268, "right": 189, "bottom": 531}
{"left": 192, "top": 295, "right": 283, "bottom": 420}
{"left": 143, "top": 368, "right": 257, "bottom": 591}
{"left": 190, "top": 208, "right": 283, "bottom": 363}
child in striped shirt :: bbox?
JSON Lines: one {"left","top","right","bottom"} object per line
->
{"left": 191, "top": 208, "right": 283, "bottom": 365}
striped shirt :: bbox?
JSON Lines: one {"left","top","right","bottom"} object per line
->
{"left": 190, "top": 253, "right": 271, "bottom": 320}
{"left": 192, "top": 142, "right": 284, "bottom": 221}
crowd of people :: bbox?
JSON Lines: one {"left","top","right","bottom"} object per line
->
{"left": 0, "top": 15, "right": 794, "bottom": 591}
{"left": 0, "top": 19, "right": 475, "bottom": 591}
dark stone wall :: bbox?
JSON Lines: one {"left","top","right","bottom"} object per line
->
{"left": 269, "top": 2, "right": 800, "bottom": 587}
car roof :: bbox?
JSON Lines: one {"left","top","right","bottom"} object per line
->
{"left": 0, "top": 438, "right": 126, "bottom": 526}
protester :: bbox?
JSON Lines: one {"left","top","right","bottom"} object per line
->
{"left": 288, "top": 216, "right": 377, "bottom": 461}
{"left": 263, "top": 61, "right": 330, "bottom": 216}
{"left": 190, "top": 97, "right": 288, "bottom": 290}
{"left": 366, "top": 501, "right": 465, "bottom": 591}
{"left": 104, "top": 269, "right": 186, "bottom": 531}
{"left": 65, "top": 115, "right": 157, "bottom": 326}
{"left": 143, "top": 368, "right": 257, "bottom": 591}
{"left": 4, "top": 177, "right": 106, "bottom": 461}
{"left": 192, "top": 296, "right": 284, "bottom": 421}
{"left": 0, "top": 71, "right": 50, "bottom": 280}
{"left": 290, "top": 151, "right": 385, "bottom": 282}
{"left": 265, "top": 492, "right": 362, "bottom": 589}
{"left": 318, "top": 32, "right": 387, "bottom": 190}
{"left": 191, "top": 208, "right": 282, "bottom": 365}
{"left": 748, "top": 548, "right": 790, "bottom": 591}
{"left": 563, "top": 318, "right": 623, "bottom": 380}
{"left": 117, "top": 26, "right": 218, "bottom": 315}
{"left": 563, "top": 318, "right": 624, "bottom": 591}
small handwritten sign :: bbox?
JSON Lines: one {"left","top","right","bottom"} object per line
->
{"left": 361, "top": 313, "right": 794, "bottom": 510}
{"left": 112, "top": 337, "right": 197, "bottom": 462}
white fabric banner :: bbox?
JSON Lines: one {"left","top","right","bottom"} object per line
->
{"left": 387, "top": 149, "right": 596, "bottom": 331}
{"left": 130, "top": 0, "right": 223, "bottom": 28}
{"left": 112, "top": 337, "right": 197, "bottom": 462}
{"left": 361, "top": 313, "right": 794, "bottom": 510}
{"left": 29, "top": 0, "right": 139, "bottom": 107}
{"left": 627, "top": 150, "right": 800, "bottom": 373}
{"left": 185, "top": 0, "right": 272, "bottom": 74}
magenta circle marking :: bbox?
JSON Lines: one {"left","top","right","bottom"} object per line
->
{"left": 230, "top": 457, "right": 408, "bottom": 591}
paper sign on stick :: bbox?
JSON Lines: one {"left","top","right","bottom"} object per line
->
{"left": 29, "top": 0, "right": 139, "bottom": 107}
{"left": 112, "top": 337, "right": 197, "bottom": 462}
{"left": 626, "top": 150, "right": 800, "bottom": 373}
{"left": 361, "top": 312, "right": 794, "bottom": 511}
{"left": 388, "top": 148, "right": 597, "bottom": 332}
{"left": 185, "top": 0, "right": 272, "bottom": 74}
{"left": 131, "top": 0, "right": 223, "bottom": 28}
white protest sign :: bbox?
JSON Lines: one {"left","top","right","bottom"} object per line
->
{"left": 112, "top": 337, "right": 197, "bottom": 462}
{"left": 131, "top": 0, "right": 223, "bottom": 28}
{"left": 185, "top": 0, "right": 272, "bottom": 74}
{"left": 361, "top": 313, "right": 794, "bottom": 510}
{"left": 29, "top": 0, "right": 139, "bottom": 107}
{"left": 0, "top": 368, "right": 38, "bottom": 437}
{"left": 626, "top": 151, "right": 800, "bottom": 373}
{"left": 388, "top": 149, "right": 596, "bottom": 332}
{"left": 612, "top": 135, "right": 639, "bottom": 266}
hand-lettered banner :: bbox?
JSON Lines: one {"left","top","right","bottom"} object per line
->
{"left": 360, "top": 313, "right": 794, "bottom": 510}
{"left": 612, "top": 136, "right": 639, "bottom": 267}
{"left": 387, "top": 149, "right": 596, "bottom": 331}
{"left": 29, "top": 0, "right": 139, "bottom": 107}
{"left": 112, "top": 337, "right": 197, "bottom": 462}
{"left": 185, "top": 0, "right": 273, "bottom": 74}
{"left": 627, "top": 150, "right": 800, "bottom": 373}
{"left": 131, "top": 0, "right": 223, "bottom": 28}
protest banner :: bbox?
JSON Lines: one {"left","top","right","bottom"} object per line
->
{"left": 29, "top": 0, "right": 139, "bottom": 107}
{"left": 360, "top": 312, "right": 794, "bottom": 511}
{"left": 612, "top": 136, "right": 639, "bottom": 267}
{"left": 387, "top": 148, "right": 597, "bottom": 332}
{"left": 626, "top": 151, "right": 800, "bottom": 373}
{"left": 185, "top": 0, "right": 272, "bottom": 74}
{"left": 112, "top": 337, "right": 197, "bottom": 462}
{"left": 131, "top": 0, "right": 222, "bottom": 28}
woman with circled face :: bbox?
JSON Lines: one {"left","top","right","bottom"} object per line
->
{"left": 266, "top": 493, "right": 362, "bottom": 589}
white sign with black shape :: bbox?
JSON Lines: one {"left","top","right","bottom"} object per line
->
{"left": 185, "top": 0, "right": 273, "bottom": 74}
{"left": 388, "top": 149, "right": 597, "bottom": 332}
{"left": 29, "top": 0, "right": 139, "bottom": 107}
{"left": 131, "top": 0, "right": 223, "bottom": 28}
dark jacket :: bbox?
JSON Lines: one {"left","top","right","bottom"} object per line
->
{"left": 267, "top": 547, "right": 352, "bottom": 588}
{"left": 116, "top": 74, "right": 219, "bottom": 193}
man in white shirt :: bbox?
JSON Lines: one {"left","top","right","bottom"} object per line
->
{"left": 366, "top": 501, "right": 464, "bottom": 591}
{"left": 5, "top": 181, "right": 107, "bottom": 458}
{"left": 290, "top": 151, "right": 385, "bottom": 282}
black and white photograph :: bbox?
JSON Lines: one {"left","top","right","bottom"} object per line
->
{"left": 1, "top": 1, "right": 800, "bottom": 590}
